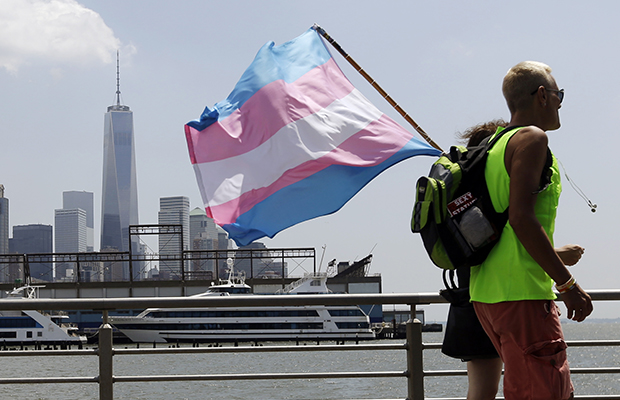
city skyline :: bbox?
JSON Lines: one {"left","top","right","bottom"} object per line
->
{"left": 0, "top": 185, "right": 225, "bottom": 285}
{"left": 0, "top": 182, "right": 213, "bottom": 255}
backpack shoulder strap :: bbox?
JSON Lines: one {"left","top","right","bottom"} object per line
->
{"left": 483, "top": 125, "right": 553, "bottom": 193}
{"left": 534, "top": 148, "right": 554, "bottom": 194}
{"left": 483, "top": 125, "right": 523, "bottom": 149}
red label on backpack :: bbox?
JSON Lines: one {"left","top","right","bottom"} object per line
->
{"left": 447, "top": 192, "right": 477, "bottom": 217}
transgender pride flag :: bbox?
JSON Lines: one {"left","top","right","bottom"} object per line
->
{"left": 185, "top": 27, "right": 441, "bottom": 246}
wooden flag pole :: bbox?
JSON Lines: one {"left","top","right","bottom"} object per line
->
{"left": 313, "top": 24, "right": 443, "bottom": 152}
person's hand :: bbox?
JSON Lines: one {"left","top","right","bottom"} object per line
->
{"left": 556, "top": 244, "right": 585, "bottom": 266}
{"left": 560, "top": 283, "right": 593, "bottom": 322}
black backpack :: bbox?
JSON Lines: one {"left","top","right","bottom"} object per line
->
{"left": 411, "top": 126, "right": 552, "bottom": 270}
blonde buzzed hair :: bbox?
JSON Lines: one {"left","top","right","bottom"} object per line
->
{"left": 502, "top": 61, "right": 556, "bottom": 113}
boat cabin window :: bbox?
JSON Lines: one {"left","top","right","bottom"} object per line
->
{"left": 211, "top": 287, "right": 251, "bottom": 294}
{"left": 150, "top": 310, "right": 321, "bottom": 318}
{"left": 26, "top": 331, "right": 32, "bottom": 338}
{"left": 113, "top": 322, "right": 324, "bottom": 331}
{"left": 310, "top": 280, "right": 321, "bottom": 286}
{"left": 0, "top": 317, "right": 39, "bottom": 328}
{"left": 328, "top": 309, "right": 366, "bottom": 317}
{"left": 0, "top": 332, "right": 17, "bottom": 338}
{"left": 336, "top": 322, "right": 370, "bottom": 329}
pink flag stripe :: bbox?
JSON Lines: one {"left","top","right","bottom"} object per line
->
{"left": 200, "top": 115, "right": 412, "bottom": 225}
{"left": 185, "top": 58, "right": 354, "bottom": 164}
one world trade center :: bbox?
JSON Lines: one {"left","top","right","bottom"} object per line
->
{"left": 100, "top": 54, "right": 139, "bottom": 279}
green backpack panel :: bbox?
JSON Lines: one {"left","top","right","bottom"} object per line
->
{"left": 411, "top": 131, "right": 511, "bottom": 270}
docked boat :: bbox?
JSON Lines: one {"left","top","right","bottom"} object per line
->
{"left": 0, "top": 285, "right": 86, "bottom": 346}
{"left": 109, "top": 270, "right": 375, "bottom": 343}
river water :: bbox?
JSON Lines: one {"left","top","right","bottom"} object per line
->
{"left": 1, "top": 321, "right": 619, "bottom": 399}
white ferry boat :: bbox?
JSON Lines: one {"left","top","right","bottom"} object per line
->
{"left": 109, "top": 270, "right": 375, "bottom": 343}
{"left": 0, "top": 285, "right": 86, "bottom": 346}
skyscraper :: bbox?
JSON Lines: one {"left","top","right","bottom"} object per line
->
{"left": 189, "top": 207, "right": 220, "bottom": 278}
{"left": 100, "top": 53, "right": 139, "bottom": 267}
{"left": 235, "top": 241, "right": 285, "bottom": 279}
{"left": 9, "top": 224, "right": 53, "bottom": 282}
{"left": 63, "top": 191, "right": 94, "bottom": 251}
{"left": 158, "top": 196, "right": 189, "bottom": 279}
{"left": 189, "top": 207, "right": 219, "bottom": 248}
{"left": 0, "top": 185, "right": 8, "bottom": 255}
{"left": 54, "top": 208, "right": 87, "bottom": 280}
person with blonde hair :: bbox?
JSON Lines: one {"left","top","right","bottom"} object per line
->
{"left": 446, "top": 118, "right": 588, "bottom": 400}
{"left": 469, "top": 61, "right": 593, "bottom": 400}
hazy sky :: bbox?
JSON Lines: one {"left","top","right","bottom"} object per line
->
{"left": 1, "top": 0, "right": 618, "bottom": 321}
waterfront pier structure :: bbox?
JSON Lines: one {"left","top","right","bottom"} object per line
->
{"left": 0, "top": 233, "right": 382, "bottom": 331}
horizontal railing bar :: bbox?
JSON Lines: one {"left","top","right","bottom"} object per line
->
{"left": 571, "top": 367, "right": 620, "bottom": 374}
{"left": 1, "top": 289, "right": 618, "bottom": 311}
{"left": 0, "top": 292, "right": 443, "bottom": 310}
{"left": 1, "top": 339, "right": 617, "bottom": 359}
{"left": 0, "top": 349, "right": 97, "bottom": 357}
{"left": 427, "top": 397, "right": 620, "bottom": 400}
{"left": 424, "top": 340, "right": 620, "bottom": 349}
{"left": 114, "top": 343, "right": 407, "bottom": 355}
{"left": 0, "top": 376, "right": 98, "bottom": 384}
{"left": 0, "top": 339, "right": 616, "bottom": 358}
{"left": 113, "top": 370, "right": 408, "bottom": 383}
{"left": 426, "top": 398, "right": 476, "bottom": 400}
{"left": 426, "top": 398, "right": 492, "bottom": 400}
{"left": 566, "top": 340, "right": 620, "bottom": 347}
{"left": 425, "top": 366, "right": 620, "bottom": 378}
{"left": 0, "top": 343, "right": 405, "bottom": 358}
{"left": 424, "top": 370, "right": 467, "bottom": 377}
{"left": 583, "top": 290, "right": 620, "bottom": 301}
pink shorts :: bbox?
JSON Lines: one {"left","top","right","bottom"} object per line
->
{"left": 473, "top": 300, "right": 573, "bottom": 400}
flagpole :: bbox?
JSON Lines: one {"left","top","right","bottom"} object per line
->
{"left": 313, "top": 24, "right": 444, "bottom": 152}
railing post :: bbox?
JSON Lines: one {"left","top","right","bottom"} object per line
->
{"left": 99, "top": 310, "right": 114, "bottom": 400}
{"left": 406, "top": 314, "right": 424, "bottom": 400}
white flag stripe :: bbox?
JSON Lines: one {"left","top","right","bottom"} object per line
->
{"left": 196, "top": 88, "right": 384, "bottom": 207}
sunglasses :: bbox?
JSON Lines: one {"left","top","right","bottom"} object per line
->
{"left": 531, "top": 87, "right": 564, "bottom": 103}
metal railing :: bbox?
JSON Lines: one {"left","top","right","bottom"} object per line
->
{"left": 0, "top": 290, "right": 618, "bottom": 400}
{"left": 0, "top": 246, "right": 318, "bottom": 284}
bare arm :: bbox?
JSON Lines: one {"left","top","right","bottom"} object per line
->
{"left": 506, "top": 127, "right": 592, "bottom": 321}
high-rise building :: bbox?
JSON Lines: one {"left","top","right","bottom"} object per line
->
{"left": 189, "top": 207, "right": 219, "bottom": 247}
{"left": 100, "top": 53, "right": 139, "bottom": 281}
{"left": 0, "top": 185, "right": 8, "bottom": 255}
{"left": 63, "top": 191, "right": 94, "bottom": 251}
{"left": 158, "top": 196, "right": 189, "bottom": 279}
{"left": 54, "top": 208, "right": 87, "bottom": 280}
{"left": 9, "top": 224, "right": 53, "bottom": 282}
{"left": 235, "top": 241, "right": 285, "bottom": 279}
{"left": 189, "top": 207, "right": 220, "bottom": 278}
{"left": 217, "top": 228, "right": 230, "bottom": 250}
